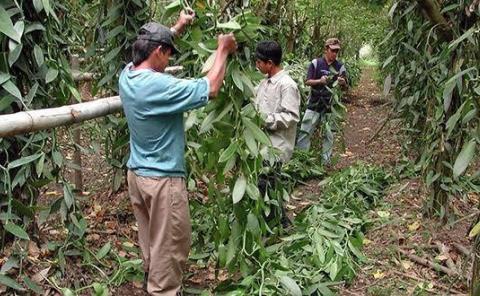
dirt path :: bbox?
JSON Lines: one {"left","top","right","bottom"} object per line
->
{"left": 333, "top": 67, "right": 473, "bottom": 295}
{"left": 332, "top": 66, "right": 399, "bottom": 169}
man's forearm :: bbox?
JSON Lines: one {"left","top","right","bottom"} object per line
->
{"left": 306, "top": 79, "right": 324, "bottom": 86}
{"left": 206, "top": 47, "right": 230, "bottom": 97}
{"left": 170, "top": 21, "right": 186, "bottom": 36}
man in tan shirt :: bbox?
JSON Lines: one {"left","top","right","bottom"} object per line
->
{"left": 254, "top": 40, "right": 300, "bottom": 227}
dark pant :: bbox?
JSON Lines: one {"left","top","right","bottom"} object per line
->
{"left": 258, "top": 162, "right": 290, "bottom": 226}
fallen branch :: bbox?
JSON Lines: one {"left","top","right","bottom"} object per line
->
{"left": 453, "top": 242, "right": 471, "bottom": 257}
{"left": 367, "top": 110, "right": 393, "bottom": 144}
{"left": 447, "top": 210, "right": 480, "bottom": 227}
{"left": 398, "top": 248, "right": 459, "bottom": 277}
{"left": 434, "top": 241, "right": 458, "bottom": 272}
{"left": 391, "top": 269, "right": 465, "bottom": 295}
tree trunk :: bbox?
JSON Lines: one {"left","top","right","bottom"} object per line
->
{"left": 416, "top": 0, "right": 453, "bottom": 41}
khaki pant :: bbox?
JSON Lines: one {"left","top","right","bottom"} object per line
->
{"left": 127, "top": 171, "right": 191, "bottom": 296}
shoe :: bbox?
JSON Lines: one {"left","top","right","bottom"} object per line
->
{"left": 281, "top": 215, "right": 292, "bottom": 229}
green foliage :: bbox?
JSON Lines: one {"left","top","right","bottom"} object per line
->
{"left": 0, "top": 0, "right": 85, "bottom": 253}
{"left": 211, "top": 163, "right": 391, "bottom": 294}
{"left": 380, "top": 0, "right": 480, "bottom": 215}
{"left": 283, "top": 150, "right": 325, "bottom": 183}
{"left": 256, "top": 0, "right": 388, "bottom": 59}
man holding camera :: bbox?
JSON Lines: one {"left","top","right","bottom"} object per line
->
{"left": 296, "top": 38, "right": 347, "bottom": 164}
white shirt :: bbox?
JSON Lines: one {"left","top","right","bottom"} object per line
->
{"left": 254, "top": 70, "right": 301, "bottom": 162}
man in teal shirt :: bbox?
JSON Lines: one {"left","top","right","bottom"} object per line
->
{"left": 119, "top": 9, "right": 237, "bottom": 296}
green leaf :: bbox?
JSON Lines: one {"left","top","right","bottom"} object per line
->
{"left": 45, "top": 68, "right": 59, "bottom": 83}
{"left": 383, "top": 74, "right": 392, "bottom": 96}
{"left": 165, "top": 0, "right": 181, "bottom": 10}
{"left": 52, "top": 150, "right": 63, "bottom": 167}
{"left": 453, "top": 139, "right": 476, "bottom": 178}
{"left": 329, "top": 259, "right": 339, "bottom": 280}
{"left": 163, "top": 0, "right": 181, "bottom": 20}
{"left": 8, "top": 43, "right": 23, "bottom": 66}
{"left": 25, "top": 82, "right": 39, "bottom": 106}
{"left": 106, "top": 25, "right": 124, "bottom": 39}
{"left": 246, "top": 213, "right": 260, "bottom": 236}
{"left": 245, "top": 182, "right": 260, "bottom": 200}
{"left": 24, "top": 23, "right": 46, "bottom": 34}
{"left": 61, "top": 288, "right": 75, "bottom": 296}
{"left": 33, "top": 45, "right": 44, "bottom": 67}
{"left": 449, "top": 27, "right": 475, "bottom": 50}
{"left": 242, "top": 118, "right": 270, "bottom": 145}
{"left": 0, "top": 95, "right": 15, "bottom": 112}
{"left": 0, "top": 274, "right": 24, "bottom": 291}
{"left": 347, "top": 239, "right": 365, "bottom": 260}
{"left": 93, "top": 282, "right": 108, "bottom": 296}
{"left": 68, "top": 84, "right": 82, "bottom": 102}
{"left": 232, "top": 175, "right": 247, "bottom": 204}
{"left": 33, "top": 0, "right": 44, "bottom": 13}
{"left": 0, "top": 6, "right": 21, "bottom": 42}
{"left": 2, "top": 80, "right": 22, "bottom": 99}
{"left": 382, "top": 55, "right": 395, "bottom": 69}
{"left": 63, "top": 183, "right": 74, "bottom": 209}
{"left": 219, "top": 142, "right": 238, "bottom": 163}
{"left": 443, "top": 81, "right": 455, "bottom": 112}
{"left": 104, "top": 46, "right": 122, "bottom": 63}
{"left": 96, "top": 242, "right": 111, "bottom": 260}
{"left": 281, "top": 233, "right": 306, "bottom": 241}
{"left": 113, "top": 168, "right": 123, "bottom": 192}
{"left": 8, "top": 153, "right": 42, "bottom": 169}
{"left": 243, "top": 129, "right": 258, "bottom": 156}
{"left": 13, "top": 21, "right": 24, "bottom": 39}
{"left": 232, "top": 69, "right": 244, "bottom": 92}
{"left": 217, "top": 21, "right": 242, "bottom": 30}
{"left": 0, "top": 72, "right": 10, "bottom": 84}
{"left": 278, "top": 275, "right": 302, "bottom": 296}
{"left": 444, "top": 67, "right": 476, "bottom": 111}
{"left": 23, "top": 275, "right": 44, "bottom": 294}
{"left": 41, "top": 0, "right": 52, "bottom": 16}
{"left": 316, "top": 284, "right": 335, "bottom": 296}
{"left": 469, "top": 221, "right": 480, "bottom": 237}
{"left": 12, "top": 199, "right": 35, "bottom": 219}
{"left": 4, "top": 223, "right": 30, "bottom": 240}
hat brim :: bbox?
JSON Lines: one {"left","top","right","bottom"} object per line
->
{"left": 328, "top": 44, "right": 341, "bottom": 50}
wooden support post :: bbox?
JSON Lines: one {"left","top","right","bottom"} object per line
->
{"left": 70, "top": 55, "right": 83, "bottom": 192}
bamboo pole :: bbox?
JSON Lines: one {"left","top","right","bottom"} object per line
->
{"left": 0, "top": 65, "right": 184, "bottom": 138}
{"left": 0, "top": 96, "right": 122, "bottom": 138}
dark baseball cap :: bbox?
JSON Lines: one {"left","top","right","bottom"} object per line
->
{"left": 137, "top": 22, "right": 179, "bottom": 54}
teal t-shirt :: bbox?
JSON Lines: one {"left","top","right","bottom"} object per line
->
{"left": 119, "top": 63, "right": 209, "bottom": 177}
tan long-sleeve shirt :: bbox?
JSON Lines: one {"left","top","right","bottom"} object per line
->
{"left": 254, "top": 70, "right": 300, "bottom": 162}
